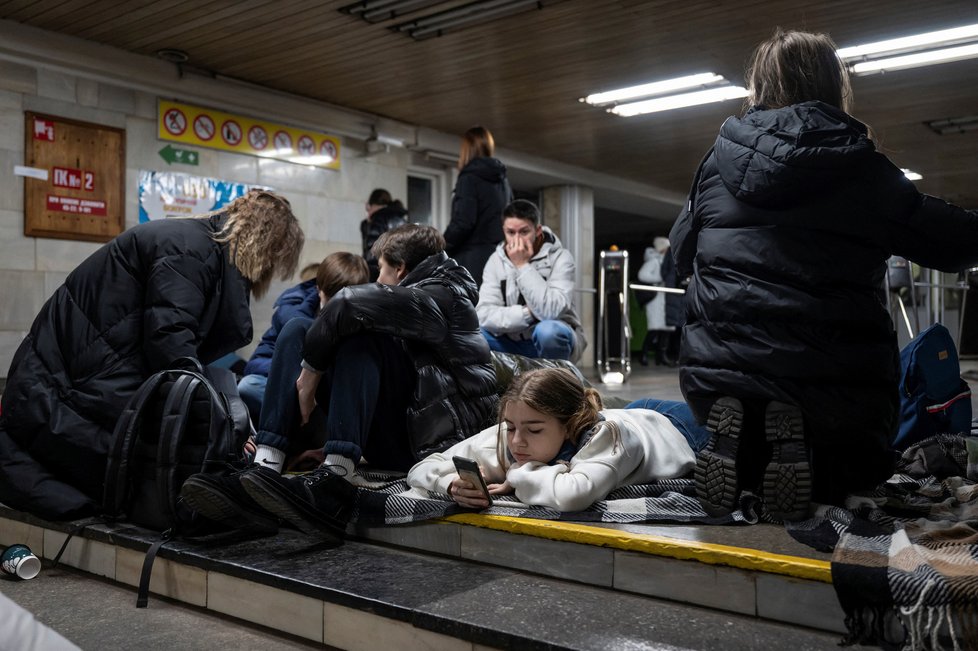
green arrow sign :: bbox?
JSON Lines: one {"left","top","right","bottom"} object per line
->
{"left": 159, "top": 144, "right": 199, "bottom": 166}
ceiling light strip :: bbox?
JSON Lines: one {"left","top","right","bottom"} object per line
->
{"left": 837, "top": 23, "right": 978, "bottom": 59}
{"left": 583, "top": 73, "right": 727, "bottom": 106}
{"left": 610, "top": 85, "right": 749, "bottom": 117}
{"left": 849, "top": 43, "right": 978, "bottom": 74}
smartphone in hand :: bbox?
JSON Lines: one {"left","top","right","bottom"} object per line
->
{"left": 452, "top": 456, "right": 493, "bottom": 506}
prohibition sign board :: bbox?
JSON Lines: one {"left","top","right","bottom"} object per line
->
{"left": 273, "top": 130, "right": 292, "bottom": 151}
{"left": 221, "top": 119, "right": 242, "bottom": 146}
{"left": 248, "top": 125, "right": 268, "bottom": 150}
{"left": 297, "top": 135, "right": 315, "bottom": 156}
{"left": 163, "top": 108, "right": 187, "bottom": 136}
{"left": 158, "top": 100, "right": 341, "bottom": 169}
{"left": 193, "top": 114, "right": 215, "bottom": 141}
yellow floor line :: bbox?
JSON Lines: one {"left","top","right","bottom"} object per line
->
{"left": 443, "top": 513, "right": 832, "bottom": 583}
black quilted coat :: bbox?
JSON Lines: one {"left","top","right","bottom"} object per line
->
{"left": 302, "top": 251, "right": 497, "bottom": 459}
{"left": 444, "top": 156, "right": 511, "bottom": 287}
{"left": 0, "top": 216, "right": 253, "bottom": 519}
{"left": 670, "top": 101, "right": 978, "bottom": 500}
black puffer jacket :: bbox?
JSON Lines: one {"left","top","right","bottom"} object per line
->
{"left": 0, "top": 216, "right": 253, "bottom": 519}
{"left": 444, "top": 156, "right": 511, "bottom": 287}
{"left": 302, "top": 251, "right": 497, "bottom": 458}
{"left": 360, "top": 202, "right": 409, "bottom": 281}
{"left": 670, "top": 101, "right": 978, "bottom": 497}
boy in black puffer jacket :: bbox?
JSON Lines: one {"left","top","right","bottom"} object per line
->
{"left": 182, "top": 224, "right": 497, "bottom": 542}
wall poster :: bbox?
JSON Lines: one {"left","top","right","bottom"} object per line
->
{"left": 23, "top": 112, "right": 125, "bottom": 242}
{"left": 138, "top": 170, "right": 269, "bottom": 223}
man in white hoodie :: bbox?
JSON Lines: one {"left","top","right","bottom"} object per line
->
{"left": 477, "top": 199, "right": 586, "bottom": 362}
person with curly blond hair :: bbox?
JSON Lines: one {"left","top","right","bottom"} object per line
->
{"left": 0, "top": 189, "right": 303, "bottom": 520}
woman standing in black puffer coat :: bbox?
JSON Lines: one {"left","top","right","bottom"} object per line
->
{"left": 670, "top": 29, "right": 978, "bottom": 520}
{"left": 0, "top": 190, "right": 304, "bottom": 520}
{"left": 443, "top": 126, "right": 512, "bottom": 287}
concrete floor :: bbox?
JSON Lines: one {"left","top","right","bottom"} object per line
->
{"left": 1, "top": 565, "right": 322, "bottom": 650}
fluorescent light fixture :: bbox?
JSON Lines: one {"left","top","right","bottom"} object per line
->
{"left": 339, "top": 0, "right": 444, "bottom": 23}
{"left": 925, "top": 114, "right": 978, "bottom": 135}
{"left": 389, "top": 0, "right": 559, "bottom": 40}
{"left": 838, "top": 23, "right": 978, "bottom": 75}
{"left": 610, "top": 85, "right": 749, "bottom": 117}
{"left": 837, "top": 23, "right": 978, "bottom": 59}
{"left": 582, "top": 73, "right": 726, "bottom": 106}
{"left": 901, "top": 168, "right": 923, "bottom": 181}
{"left": 850, "top": 43, "right": 978, "bottom": 74}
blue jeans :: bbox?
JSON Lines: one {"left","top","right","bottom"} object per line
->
{"left": 254, "top": 317, "right": 417, "bottom": 472}
{"left": 237, "top": 374, "right": 267, "bottom": 424}
{"left": 625, "top": 398, "right": 712, "bottom": 452}
{"left": 481, "top": 320, "right": 575, "bottom": 361}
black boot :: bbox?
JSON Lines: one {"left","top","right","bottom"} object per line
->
{"left": 639, "top": 331, "right": 654, "bottom": 366}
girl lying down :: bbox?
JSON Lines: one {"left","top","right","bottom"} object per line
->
{"left": 406, "top": 368, "right": 697, "bottom": 511}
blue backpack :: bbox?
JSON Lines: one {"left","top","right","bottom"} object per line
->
{"left": 895, "top": 323, "right": 972, "bottom": 450}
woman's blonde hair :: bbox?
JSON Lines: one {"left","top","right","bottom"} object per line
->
{"left": 214, "top": 190, "right": 304, "bottom": 298}
{"left": 746, "top": 28, "right": 852, "bottom": 113}
{"left": 458, "top": 125, "right": 495, "bottom": 170}
{"left": 495, "top": 368, "right": 619, "bottom": 468}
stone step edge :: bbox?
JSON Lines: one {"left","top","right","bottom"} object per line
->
{"left": 404, "top": 513, "right": 832, "bottom": 584}
{"left": 0, "top": 514, "right": 524, "bottom": 650}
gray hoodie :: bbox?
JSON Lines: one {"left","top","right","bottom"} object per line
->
{"left": 476, "top": 226, "right": 586, "bottom": 362}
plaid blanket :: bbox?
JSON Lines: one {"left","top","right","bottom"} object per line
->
{"left": 348, "top": 473, "right": 771, "bottom": 527}
{"left": 786, "top": 433, "right": 978, "bottom": 650}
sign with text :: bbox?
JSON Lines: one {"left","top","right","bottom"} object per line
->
{"left": 157, "top": 100, "right": 341, "bottom": 170}
{"left": 137, "top": 170, "right": 270, "bottom": 223}
{"left": 24, "top": 112, "right": 125, "bottom": 242}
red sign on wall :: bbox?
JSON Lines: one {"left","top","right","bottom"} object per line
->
{"left": 46, "top": 194, "right": 107, "bottom": 216}
{"left": 33, "top": 118, "right": 54, "bottom": 141}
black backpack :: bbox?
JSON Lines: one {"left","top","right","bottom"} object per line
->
{"left": 101, "top": 360, "right": 251, "bottom": 606}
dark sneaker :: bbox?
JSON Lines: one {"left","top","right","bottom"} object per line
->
{"left": 762, "top": 402, "right": 812, "bottom": 522}
{"left": 694, "top": 397, "right": 744, "bottom": 514}
{"left": 239, "top": 465, "right": 354, "bottom": 542}
{"left": 181, "top": 465, "right": 279, "bottom": 535}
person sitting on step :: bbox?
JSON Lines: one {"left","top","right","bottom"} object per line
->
{"left": 672, "top": 29, "right": 978, "bottom": 521}
{"left": 181, "top": 224, "right": 498, "bottom": 542}
{"left": 477, "top": 199, "right": 586, "bottom": 363}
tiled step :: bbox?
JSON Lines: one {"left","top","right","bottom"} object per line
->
{"left": 0, "top": 507, "right": 844, "bottom": 649}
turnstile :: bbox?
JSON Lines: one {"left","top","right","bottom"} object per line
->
{"left": 596, "top": 249, "right": 630, "bottom": 384}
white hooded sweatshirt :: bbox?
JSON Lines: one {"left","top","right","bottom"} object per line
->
{"left": 406, "top": 408, "right": 695, "bottom": 512}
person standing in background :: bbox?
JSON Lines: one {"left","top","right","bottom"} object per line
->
{"left": 444, "top": 126, "right": 512, "bottom": 287}
{"left": 636, "top": 237, "right": 675, "bottom": 366}
{"left": 360, "top": 188, "right": 409, "bottom": 282}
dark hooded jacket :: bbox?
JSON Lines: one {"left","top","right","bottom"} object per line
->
{"left": 0, "top": 216, "right": 253, "bottom": 520}
{"left": 242, "top": 279, "right": 319, "bottom": 377}
{"left": 302, "top": 251, "right": 497, "bottom": 459}
{"left": 444, "top": 156, "right": 511, "bottom": 287}
{"left": 670, "top": 101, "right": 978, "bottom": 497}
{"left": 361, "top": 202, "right": 409, "bottom": 281}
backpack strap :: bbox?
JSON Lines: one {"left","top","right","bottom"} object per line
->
{"left": 103, "top": 370, "right": 175, "bottom": 517}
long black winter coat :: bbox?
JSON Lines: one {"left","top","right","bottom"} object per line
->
{"left": 0, "top": 216, "right": 253, "bottom": 519}
{"left": 302, "top": 251, "right": 497, "bottom": 459}
{"left": 670, "top": 101, "right": 978, "bottom": 499}
{"left": 444, "top": 157, "right": 511, "bottom": 287}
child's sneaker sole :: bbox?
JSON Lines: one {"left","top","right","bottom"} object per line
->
{"left": 694, "top": 397, "right": 744, "bottom": 513}
{"left": 762, "top": 402, "right": 812, "bottom": 522}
